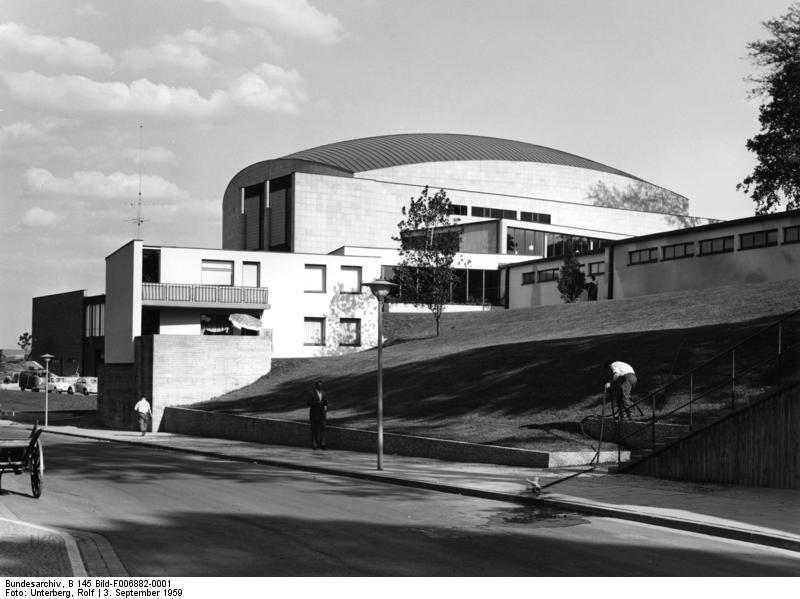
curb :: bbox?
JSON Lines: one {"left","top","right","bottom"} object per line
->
{"left": 44, "top": 428, "right": 800, "bottom": 555}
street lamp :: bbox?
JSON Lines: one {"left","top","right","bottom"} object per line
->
{"left": 40, "top": 353, "right": 54, "bottom": 428}
{"left": 363, "top": 279, "right": 397, "bottom": 470}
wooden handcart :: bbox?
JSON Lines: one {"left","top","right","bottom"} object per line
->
{"left": 0, "top": 424, "right": 44, "bottom": 498}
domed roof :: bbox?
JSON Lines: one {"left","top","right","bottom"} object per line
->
{"left": 279, "top": 133, "right": 640, "bottom": 179}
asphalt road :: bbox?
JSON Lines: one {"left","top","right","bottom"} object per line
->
{"left": 1, "top": 426, "right": 799, "bottom": 576}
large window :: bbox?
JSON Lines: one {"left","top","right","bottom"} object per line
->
{"left": 339, "top": 318, "right": 361, "bottom": 346}
{"left": 588, "top": 261, "right": 605, "bottom": 275}
{"left": 243, "top": 183, "right": 264, "bottom": 251}
{"left": 628, "top": 248, "right": 658, "bottom": 265}
{"left": 699, "top": 236, "right": 734, "bottom": 256}
{"left": 662, "top": 242, "right": 695, "bottom": 261}
{"left": 785, "top": 225, "right": 800, "bottom": 244}
{"left": 84, "top": 304, "right": 104, "bottom": 337}
{"left": 304, "top": 264, "right": 326, "bottom": 293}
{"left": 739, "top": 229, "right": 778, "bottom": 250}
{"left": 201, "top": 260, "right": 234, "bottom": 285}
{"left": 304, "top": 317, "right": 325, "bottom": 346}
{"left": 522, "top": 272, "right": 536, "bottom": 285}
{"left": 242, "top": 262, "right": 260, "bottom": 287}
{"left": 142, "top": 248, "right": 161, "bottom": 283}
{"left": 538, "top": 268, "right": 559, "bottom": 282}
{"left": 340, "top": 266, "right": 362, "bottom": 293}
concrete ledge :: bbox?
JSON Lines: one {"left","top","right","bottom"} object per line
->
{"left": 163, "top": 407, "right": 614, "bottom": 468}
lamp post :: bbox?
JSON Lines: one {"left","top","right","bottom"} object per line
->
{"left": 40, "top": 354, "right": 54, "bottom": 428}
{"left": 363, "top": 279, "right": 397, "bottom": 470}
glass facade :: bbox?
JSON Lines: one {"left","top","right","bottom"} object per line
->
{"left": 506, "top": 227, "right": 609, "bottom": 258}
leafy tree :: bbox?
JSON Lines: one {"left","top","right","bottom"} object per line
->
{"left": 18, "top": 332, "right": 32, "bottom": 361}
{"left": 738, "top": 3, "right": 800, "bottom": 214}
{"left": 557, "top": 246, "right": 586, "bottom": 303}
{"left": 392, "top": 187, "right": 468, "bottom": 336}
{"left": 587, "top": 180, "right": 706, "bottom": 227}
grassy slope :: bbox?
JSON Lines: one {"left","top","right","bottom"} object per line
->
{"left": 195, "top": 279, "right": 800, "bottom": 451}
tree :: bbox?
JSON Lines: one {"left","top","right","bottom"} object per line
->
{"left": 557, "top": 246, "right": 586, "bottom": 303}
{"left": 738, "top": 3, "right": 800, "bottom": 214}
{"left": 586, "top": 180, "right": 705, "bottom": 227}
{"left": 392, "top": 187, "right": 467, "bottom": 336}
{"left": 18, "top": 332, "right": 32, "bottom": 361}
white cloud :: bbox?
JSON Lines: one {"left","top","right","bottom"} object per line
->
{"left": 229, "top": 63, "right": 306, "bottom": 113}
{"left": 26, "top": 168, "right": 188, "bottom": 202}
{"left": 0, "top": 22, "right": 113, "bottom": 68}
{"left": 205, "top": 0, "right": 342, "bottom": 44}
{"left": 122, "top": 41, "right": 215, "bottom": 71}
{"left": 1, "top": 69, "right": 307, "bottom": 116}
{"left": 22, "top": 207, "right": 60, "bottom": 228}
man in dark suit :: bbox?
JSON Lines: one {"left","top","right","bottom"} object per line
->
{"left": 307, "top": 380, "right": 328, "bottom": 449}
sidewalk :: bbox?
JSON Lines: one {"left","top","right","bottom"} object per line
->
{"left": 2, "top": 419, "right": 799, "bottom": 575}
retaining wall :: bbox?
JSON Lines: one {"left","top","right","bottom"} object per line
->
{"left": 163, "top": 407, "right": 611, "bottom": 468}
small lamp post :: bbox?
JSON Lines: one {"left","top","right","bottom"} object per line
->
{"left": 363, "top": 279, "right": 397, "bottom": 470}
{"left": 40, "top": 354, "right": 54, "bottom": 427}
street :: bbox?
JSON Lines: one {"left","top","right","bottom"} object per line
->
{"left": 1, "top": 426, "right": 799, "bottom": 576}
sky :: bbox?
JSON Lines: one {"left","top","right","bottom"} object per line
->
{"left": 0, "top": 0, "right": 794, "bottom": 348}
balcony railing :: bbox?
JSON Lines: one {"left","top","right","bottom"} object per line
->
{"left": 142, "top": 283, "right": 269, "bottom": 306}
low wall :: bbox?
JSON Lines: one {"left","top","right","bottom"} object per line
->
{"left": 626, "top": 383, "right": 800, "bottom": 489}
{"left": 164, "top": 407, "right": 557, "bottom": 467}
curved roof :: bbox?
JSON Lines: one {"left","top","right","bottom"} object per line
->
{"left": 279, "top": 133, "right": 641, "bottom": 180}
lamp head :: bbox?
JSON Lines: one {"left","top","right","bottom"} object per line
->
{"left": 363, "top": 279, "right": 397, "bottom": 299}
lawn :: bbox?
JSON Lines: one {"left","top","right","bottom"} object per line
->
{"left": 192, "top": 279, "right": 800, "bottom": 451}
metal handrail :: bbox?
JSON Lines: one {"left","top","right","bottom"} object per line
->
{"left": 616, "top": 307, "right": 800, "bottom": 467}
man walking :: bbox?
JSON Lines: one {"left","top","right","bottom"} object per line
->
{"left": 134, "top": 396, "right": 152, "bottom": 436}
{"left": 605, "top": 360, "right": 637, "bottom": 420}
{"left": 307, "top": 380, "right": 328, "bottom": 449}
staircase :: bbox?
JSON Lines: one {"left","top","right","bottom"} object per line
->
{"left": 612, "top": 307, "right": 800, "bottom": 472}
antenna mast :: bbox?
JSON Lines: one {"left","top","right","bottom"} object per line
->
{"left": 128, "top": 124, "right": 150, "bottom": 239}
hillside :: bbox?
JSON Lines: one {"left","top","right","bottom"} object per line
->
{"left": 195, "top": 279, "right": 800, "bottom": 450}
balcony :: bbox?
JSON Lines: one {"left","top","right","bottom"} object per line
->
{"left": 142, "top": 283, "right": 270, "bottom": 309}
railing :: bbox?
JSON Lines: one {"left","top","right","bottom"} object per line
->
{"left": 616, "top": 307, "right": 800, "bottom": 466}
{"left": 142, "top": 283, "right": 269, "bottom": 306}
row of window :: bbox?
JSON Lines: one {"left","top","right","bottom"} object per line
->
{"left": 521, "top": 261, "right": 605, "bottom": 285}
{"left": 628, "top": 226, "right": 799, "bottom": 266}
{"left": 447, "top": 204, "right": 552, "bottom": 224}
{"left": 303, "top": 317, "right": 361, "bottom": 347}
{"left": 507, "top": 227, "right": 610, "bottom": 258}
{"left": 304, "top": 265, "right": 362, "bottom": 293}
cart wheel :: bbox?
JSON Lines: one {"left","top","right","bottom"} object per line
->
{"left": 29, "top": 439, "right": 43, "bottom": 498}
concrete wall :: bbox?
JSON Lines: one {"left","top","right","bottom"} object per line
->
{"left": 163, "top": 407, "right": 553, "bottom": 467}
{"left": 626, "top": 383, "right": 800, "bottom": 489}
{"left": 31, "top": 290, "right": 85, "bottom": 375}
{"left": 105, "top": 240, "right": 141, "bottom": 364}
{"left": 612, "top": 212, "right": 800, "bottom": 300}
{"left": 505, "top": 254, "right": 607, "bottom": 309}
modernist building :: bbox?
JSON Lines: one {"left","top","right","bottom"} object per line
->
{"left": 34, "top": 133, "right": 729, "bottom": 430}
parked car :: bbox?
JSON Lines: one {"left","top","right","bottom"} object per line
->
{"left": 18, "top": 370, "right": 48, "bottom": 391}
{"left": 74, "top": 377, "right": 98, "bottom": 395}
{"left": 48, "top": 376, "right": 78, "bottom": 394}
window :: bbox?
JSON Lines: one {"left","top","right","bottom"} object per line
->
{"left": 142, "top": 248, "right": 161, "bottom": 283}
{"left": 472, "top": 206, "right": 517, "bottom": 220}
{"left": 448, "top": 204, "right": 468, "bottom": 216}
{"left": 785, "top": 225, "right": 800, "bottom": 244}
{"left": 520, "top": 212, "right": 551, "bottom": 224}
{"left": 201, "top": 260, "right": 234, "bottom": 285}
{"left": 242, "top": 262, "right": 260, "bottom": 287}
{"left": 662, "top": 242, "right": 695, "bottom": 261}
{"left": 304, "top": 317, "right": 325, "bottom": 346}
{"left": 84, "top": 304, "right": 104, "bottom": 337}
{"left": 339, "top": 318, "right": 361, "bottom": 346}
{"left": 699, "top": 236, "right": 734, "bottom": 255}
{"left": 739, "top": 229, "right": 778, "bottom": 250}
{"left": 588, "top": 261, "right": 605, "bottom": 275}
{"left": 304, "top": 264, "right": 326, "bottom": 293}
{"left": 538, "top": 268, "right": 559, "bottom": 282}
{"left": 340, "top": 266, "right": 362, "bottom": 293}
{"left": 628, "top": 248, "right": 658, "bottom": 265}
{"left": 522, "top": 272, "right": 536, "bottom": 285}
